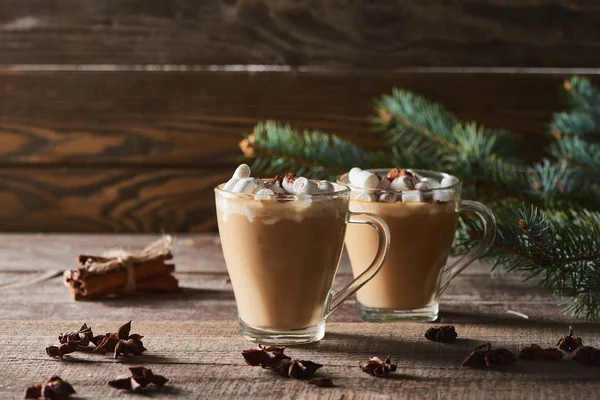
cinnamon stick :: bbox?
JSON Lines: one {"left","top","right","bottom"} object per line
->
{"left": 63, "top": 236, "right": 179, "bottom": 300}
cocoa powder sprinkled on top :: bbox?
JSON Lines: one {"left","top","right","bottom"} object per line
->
{"left": 284, "top": 172, "right": 297, "bottom": 184}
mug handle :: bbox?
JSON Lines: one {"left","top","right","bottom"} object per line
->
{"left": 325, "top": 212, "right": 390, "bottom": 317}
{"left": 435, "top": 200, "right": 497, "bottom": 298}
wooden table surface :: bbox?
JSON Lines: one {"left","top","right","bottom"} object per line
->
{"left": 1, "top": 234, "right": 599, "bottom": 400}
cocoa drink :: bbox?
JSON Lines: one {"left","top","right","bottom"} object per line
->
{"left": 216, "top": 165, "right": 390, "bottom": 343}
{"left": 339, "top": 167, "right": 495, "bottom": 321}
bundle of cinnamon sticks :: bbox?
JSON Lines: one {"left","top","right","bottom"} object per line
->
{"left": 63, "top": 236, "right": 179, "bottom": 300}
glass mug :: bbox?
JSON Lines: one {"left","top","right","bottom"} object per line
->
{"left": 215, "top": 181, "right": 390, "bottom": 345}
{"left": 338, "top": 169, "right": 496, "bottom": 322}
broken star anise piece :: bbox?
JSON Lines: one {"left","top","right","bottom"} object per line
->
{"left": 307, "top": 377, "right": 335, "bottom": 387}
{"left": 242, "top": 345, "right": 291, "bottom": 368}
{"left": 461, "top": 343, "right": 517, "bottom": 368}
{"left": 519, "top": 344, "right": 564, "bottom": 361}
{"left": 108, "top": 366, "right": 169, "bottom": 392}
{"left": 242, "top": 345, "right": 325, "bottom": 381}
{"left": 93, "top": 321, "right": 147, "bottom": 359}
{"left": 424, "top": 325, "right": 458, "bottom": 343}
{"left": 45, "top": 342, "right": 79, "bottom": 359}
{"left": 272, "top": 359, "right": 323, "bottom": 380}
{"left": 360, "top": 356, "right": 397, "bottom": 377}
{"left": 45, "top": 323, "right": 95, "bottom": 359}
{"left": 58, "top": 323, "right": 94, "bottom": 348}
{"left": 556, "top": 325, "right": 583, "bottom": 353}
{"left": 25, "top": 376, "right": 76, "bottom": 400}
{"left": 572, "top": 346, "right": 600, "bottom": 366}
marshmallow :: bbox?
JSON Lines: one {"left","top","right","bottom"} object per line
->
{"left": 254, "top": 188, "right": 276, "bottom": 201}
{"left": 378, "top": 177, "right": 391, "bottom": 190}
{"left": 348, "top": 167, "right": 363, "bottom": 185}
{"left": 232, "top": 164, "right": 251, "bottom": 179}
{"left": 402, "top": 190, "right": 423, "bottom": 202}
{"left": 441, "top": 175, "right": 459, "bottom": 188}
{"left": 232, "top": 177, "right": 259, "bottom": 194}
{"left": 253, "top": 178, "right": 265, "bottom": 191}
{"left": 433, "top": 190, "right": 453, "bottom": 202}
{"left": 415, "top": 181, "right": 437, "bottom": 191}
{"left": 348, "top": 168, "right": 379, "bottom": 189}
{"left": 406, "top": 169, "right": 423, "bottom": 180}
{"left": 390, "top": 175, "right": 416, "bottom": 191}
{"left": 293, "top": 177, "right": 319, "bottom": 195}
{"left": 317, "top": 180, "right": 335, "bottom": 194}
{"left": 223, "top": 178, "right": 239, "bottom": 191}
{"left": 265, "top": 180, "right": 286, "bottom": 194}
{"left": 282, "top": 173, "right": 297, "bottom": 194}
{"left": 379, "top": 192, "right": 397, "bottom": 202}
{"left": 355, "top": 192, "right": 378, "bottom": 202}
{"left": 419, "top": 177, "right": 442, "bottom": 189}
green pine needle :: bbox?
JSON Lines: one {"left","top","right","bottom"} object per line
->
{"left": 550, "top": 111, "right": 600, "bottom": 136}
{"left": 562, "top": 76, "right": 600, "bottom": 114}
{"left": 244, "top": 121, "right": 393, "bottom": 179}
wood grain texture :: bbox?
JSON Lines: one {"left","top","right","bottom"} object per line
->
{"left": 0, "top": 234, "right": 569, "bottom": 323}
{"left": 1, "top": 0, "right": 600, "bottom": 67}
{"left": 0, "top": 70, "right": 585, "bottom": 166}
{"left": 2, "top": 321, "right": 600, "bottom": 400}
{"left": 0, "top": 168, "right": 228, "bottom": 232}
{"left": 0, "top": 269, "right": 557, "bottom": 323}
{"left": 0, "top": 234, "right": 594, "bottom": 399}
{"left": 0, "top": 70, "right": 592, "bottom": 231}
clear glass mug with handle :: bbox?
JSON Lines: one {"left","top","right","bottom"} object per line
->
{"left": 338, "top": 169, "right": 496, "bottom": 322}
{"left": 215, "top": 180, "right": 390, "bottom": 345}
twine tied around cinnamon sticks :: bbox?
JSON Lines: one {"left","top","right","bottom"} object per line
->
{"left": 63, "top": 236, "right": 179, "bottom": 300}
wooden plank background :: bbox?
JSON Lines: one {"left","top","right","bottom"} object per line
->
{"left": 1, "top": 0, "right": 600, "bottom": 67}
{"left": 1, "top": 0, "right": 599, "bottom": 232}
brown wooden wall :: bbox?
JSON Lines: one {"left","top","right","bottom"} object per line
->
{"left": 1, "top": 0, "right": 599, "bottom": 232}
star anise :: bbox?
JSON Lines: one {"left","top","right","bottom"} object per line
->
{"left": 94, "top": 321, "right": 147, "bottom": 359}
{"left": 58, "top": 323, "right": 94, "bottom": 348}
{"left": 25, "top": 376, "right": 76, "bottom": 400}
{"left": 45, "top": 342, "right": 79, "bottom": 359}
{"left": 242, "top": 345, "right": 325, "bottom": 381}
{"left": 360, "top": 356, "right": 397, "bottom": 377}
{"left": 519, "top": 344, "right": 564, "bottom": 361}
{"left": 272, "top": 358, "right": 323, "bottom": 379}
{"left": 242, "top": 345, "right": 291, "bottom": 368}
{"left": 108, "top": 366, "right": 169, "bottom": 392}
{"left": 45, "top": 323, "right": 95, "bottom": 359}
{"left": 461, "top": 343, "right": 517, "bottom": 368}
{"left": 572, "top": 346, "right": 600, "bottom": 366}
{"left": 424, "top": 325, "right": 458, "bottom": 343}
{"left": 307, "top": 377, "right": 335, "bottom": 387}
{"left": 556, "top": 325, "right": 583, "bottom": 353}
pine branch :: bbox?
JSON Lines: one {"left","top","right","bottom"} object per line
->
{"left": 466, "top": 204, "right": 600, "bottom": 319}
{"left": 562, "top": 76, "right": 600, "bottom": 114}
{"left": 551, "top": 135, "right": 600, "bottom": 172}
{"left": 550, "top": 111, "right": 600, "bottom": 137}
{"left": 240, "top": 121, "right": 393, "bottom": 179}
{"left": 374, "top": 89, "right": 460, "bottom": 162}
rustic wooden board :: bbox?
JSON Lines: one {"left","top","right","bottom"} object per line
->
{"left": 0, "top": 234, "right": 225, "bottom": 272}
{"left": 1, "top": 321, "right": 600, "bottom": 400}
{"left": 0, "top": 169, "right": 228, "bottom": 232}
{"left": 0, "top": 234, "right": 564, "bottom": 323}
{"left": 0, "top": 70, "right": 585, "bottom": 166}
{"left": 0, "top": 234, "right": 594, "bottom": 399}
{"left": 0, "top": 70, "right": 584, "bottom": 232}
{"left": 1, "top": 0, "right": 600, "bottom": 67}
{"left": 0, "top": 269, "right": 558, "bottom": 323}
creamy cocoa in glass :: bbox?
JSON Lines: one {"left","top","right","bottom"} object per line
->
{"left": 339, "top": 168, "right": 496, "bottom": 322}
{"left": 216, "top": 165, "right": 390, "bottom": 344}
